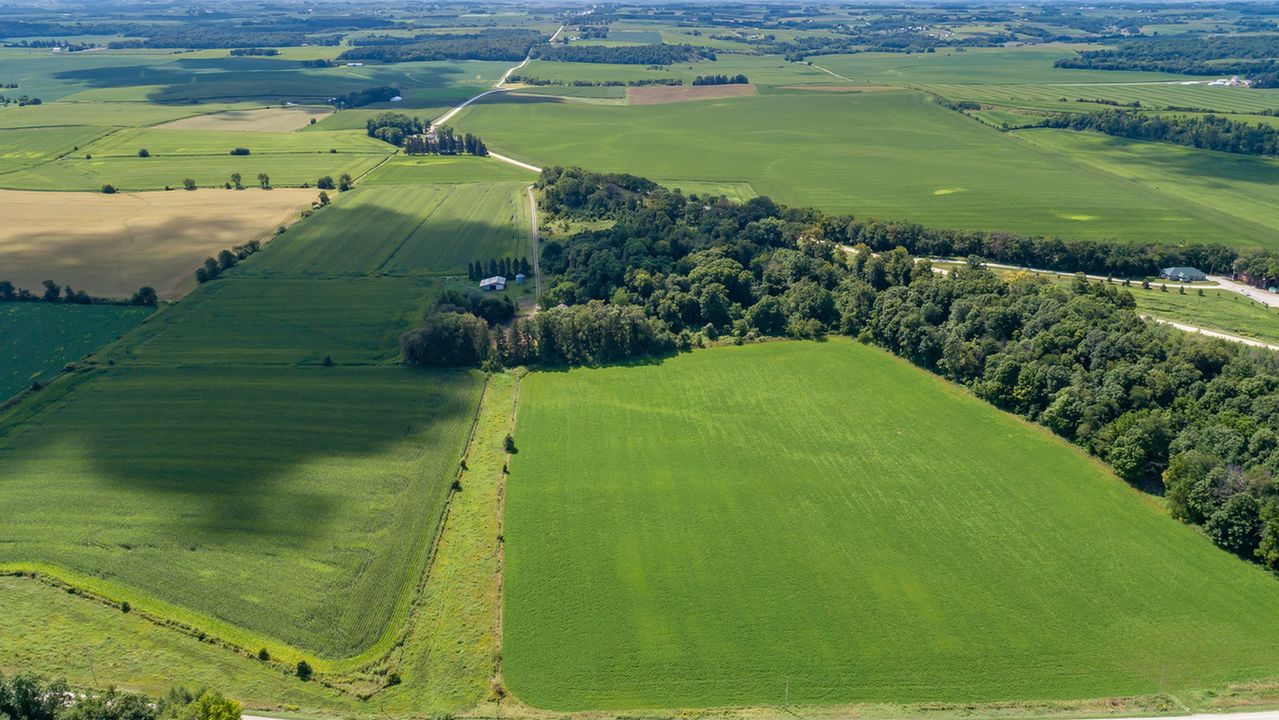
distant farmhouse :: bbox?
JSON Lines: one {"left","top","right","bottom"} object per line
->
{"left": 1160, "top": 266, "right": 1207, "bottom": 282}
{"left": 480, "top": 275, "right": 507, "bottom": 291}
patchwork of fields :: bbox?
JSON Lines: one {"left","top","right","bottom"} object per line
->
{"left": 9, "top": 6, "right": 1279, "bottom": 718}
{"left": 505, "top": 341, "right": 1279, "bottom": 709}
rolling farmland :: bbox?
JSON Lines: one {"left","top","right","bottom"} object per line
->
{"left": 505, "top": 341, "right": 1279, "bottom": 709}
{"left": 457, "top": 90, "right": 1278, "bottom": 246}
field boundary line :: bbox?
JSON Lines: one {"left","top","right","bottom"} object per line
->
{"left": 491, "top": 371, "right": 523, "bottom": 706}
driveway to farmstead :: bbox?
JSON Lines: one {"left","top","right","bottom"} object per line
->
{"left": 429, "top": 24, "right": 565, "bottom": 133}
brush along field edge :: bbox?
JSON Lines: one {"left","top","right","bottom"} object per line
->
{"left": 0, "top": 365, "right": 489, "bottom": 677}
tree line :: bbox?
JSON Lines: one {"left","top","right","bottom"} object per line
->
{"left": 406, "top": 166, "right": 1279, "bottom": 573}
{"left": 468, "top": 257, "right": 531, "bottom": 279}
{"left": 692, "top": 74, "right": 748, "bottom": 86}
{"left": 0, "top": 673, "right": 241, "bottom": 720}
{"left": 334, "top": 85, "right": 400, "bottom": 109}
{"left": 229, "top": 48, "right": 278, "bottom": 56}
{"left": 530, "top": 43, "right": 716, "bottom": 65}
{"left": 1039, "top": 109, "right": 1279, "bottom": 156}
{"left": 339, "top": 29, "right": 544, "bottom": 63}
{"left": 0, "top": 280, "right": 156, "bottom": 306}
{"left": 1055, "top": 35, "right": 1279, "bottom": 88}
{"left": 195, "top": 241, "right": 262, "bottom": 283}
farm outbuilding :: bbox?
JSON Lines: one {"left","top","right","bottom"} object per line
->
{"left": 480, "top": 275, "right": 507, "bottom": 291}
{"left": 1160, "top": 266, "right": 1207, "bottom": 282}
{"left": 515, "top": 273, "right": 527, "bottom": 285}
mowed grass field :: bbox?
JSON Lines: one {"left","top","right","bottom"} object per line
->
{"left": 0, "top": 188, "right": 319, "bottom": 298}
{"left": 0, "top": 364, "right": 484, "bottom": 660}
{"left": 505, "top": 340, "right": 1279, "bottom": 710}
{"left": 114, "top": 277, "right": 433, "bottom": 365}
{"left": 458, "top": 90, "right": 1277, "bottom": 247}
{"left": 0, "top": 303, "right": 151, "bottom": 401}
{"left": 245, "top": 183, "right": 529, "bottom": 277}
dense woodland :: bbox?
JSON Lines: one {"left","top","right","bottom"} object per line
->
{"left": 1040, "top": 110, "right": 1279, "bottom": 156}
{"left": 339, "top": 29, "right": 544, "bottom": 63}
{"left": 0, "top": 674, "right": 244, "bottom": 720}
{"left": 334, "top": 85, "right": 400, "bottom": 108}
{"left": 1056, "top": 35, "right": 1279, "bottom": 87}
{"left": 531, "top": 42, "right": 716, "bottom": 64}
{"left": 405, "top": 167, "right": 1279, "bottom": 571}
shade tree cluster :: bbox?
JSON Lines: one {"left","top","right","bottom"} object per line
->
{"left": 194, "top": 241, "right": 262, "bottom": 283}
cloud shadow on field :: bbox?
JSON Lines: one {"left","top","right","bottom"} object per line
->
{"left": 5, "top": 365, "right": 480, "bottom": 544}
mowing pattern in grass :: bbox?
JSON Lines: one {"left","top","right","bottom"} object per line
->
{"left": 0, "top": 303, "right": 151, "bottom": 401}
{"left": 505, "top": 340, "right": 1279, "bottom": 710}
{"left": 457, "top": 91, "right": 1276, "bottom": 246}
{"left": 1130, "top": 287, "right": 1279, "bottom": 344}
{"left": 0, "top": 365, "right": 483, "bottom": 659}
{"left": 246, "top": 183, "right": 529, "bottom": 277}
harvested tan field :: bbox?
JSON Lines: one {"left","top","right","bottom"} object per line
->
{"left": 778, "top": 84, "right": 903, "bottom": 92}
{"left": 627, "top": 83, "right": 757, "bottom": 105}
{"left": 155, "top": 106, "right": 332, "bottom": 132}
{"left": 0, "top": 188, "right": 318, "bottom": 299}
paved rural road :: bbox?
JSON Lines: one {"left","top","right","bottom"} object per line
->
{"left": 430, "top": 24, "right": 565, "bottom": 131}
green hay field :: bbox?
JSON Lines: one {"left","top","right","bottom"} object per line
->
{"left": 362, "top": 154, "right": 537, "bottom": 185}
{"left": 1011, "top": 128, "right": 1279, "bottom": 241}
{"left": 0, "top": 151, "right": 390, "bottom": 191}
{"left": 113, "top": 277, "right": 434, "bottom": 366}
{"left": 0, "top": 365, "right": 484, "bottom": 660}
{"left": 244, "top": 183, "right": 529, "bottom": 277}
{"left": 505, "top": 340, "right": 1279, "bottom": 710}
{"left": 0, "top": 125, "right": 112, "bottom": 172}
{"left": 80, "top": 127, "right": 387, "bottom": 157}
{"left": 457, "top": 90, "right": 1276, "bottom": 247}
{"left": 0, "top": 303, "right": 151, "bottom": 401}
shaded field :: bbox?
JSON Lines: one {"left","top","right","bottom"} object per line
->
{"left": 0, "top": 303, "right": 151, "bottom": 401}
{"left": 0, "top": 188, "right": 319, "bottom": 298}
{"left": 0, "top": 101, "right": 261, "bottom": 130}
{"left": 506, "top": 340, "right": 1279, "bottom": 710}
{"left": 245, "top": 183, "right": 529, "bottom": 278}
{"left": 156, "top": 106, "right": 333, "bottom": 132}
{"left": 458, "top": 90, "right": 1276, "bottom": 246}
{"left": 0, "top": 364, "right": 484, "bottom": 659}
{"left": 114, "top": 277, "right": 433, "bottom": 366}
{"left": 362, "top": 155, "right": 537, "bottom": 185}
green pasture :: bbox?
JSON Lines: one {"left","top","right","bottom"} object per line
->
{"left": 0, "top": 303, "right": 151, "bottom": 401}
{"left": 0, "top": 150, "right": 390, "bottom": 191}
{"left": 244, "top": 183, "right": 529, "bottom": 277}
{"left": 505, "top": 340, "right": 1279, "bottom": 710}
{"left": 458, "top": 90, "right": 1275, "bottom": 246}
{"left": 1115, "top": 282, "right": 1279, "bottom": 345}
{"left": 80, "top": 127, "right": 387, "bottom": 157}
{"left": 113, "top": 277, "right": 434, "bottom": 366}
{"left": 362, "top": 154, "right": 536, "bottom": 185}
{"left": 0, "top": 101, "right": 259, "bottom": 130}
{"left": 654, "top": 179, "right": 758, "bottom": 203}
{"left": 0, "top": 125, "right": 111, "bottom": 172}
{"left": 1011, "top": 128, "right": 1279, "bottom": 244}
{"left": 0, "top": 364, "right": 483, "bottom": 660}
